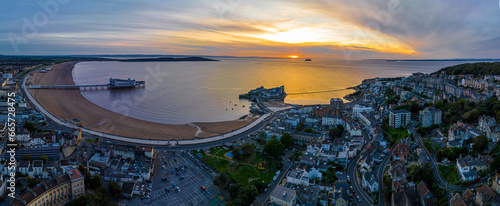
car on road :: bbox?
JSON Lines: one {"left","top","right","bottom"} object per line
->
{"left": 347, "top": 175, "right": 350, "bottom": 182}
{"left": 180, "top": 176, "right": 185, "bottom": 180}
{"left": 357, "top": 196, "right": 361, "bottom": 202}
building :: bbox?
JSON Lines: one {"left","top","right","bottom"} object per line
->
{"left": 457, "top": 155, "right": 494, "bottom": 181}
{"left": 449, "top": 193, "right": 467, "bottom": 206}
{"left": 389, "top": 109, "right": 411, "bottom": 128}
{"left": 121, "top": 182, "right": 136, "bottom": 199}
{"left": 352, "top": 104, "right": 373, "bottom": 119}
{"left": 312, "top": 105, "right": 340, "bottom": 118}
{"left": 330, "top": 98, "right": 343, "bottom": 110}
{"left": 67, "top": 168, "right": 85, "bottom": 199}
{"left": 475, "top": 185, "right": 497, "bottom": 205}
{"left": 270, "top": 185, "right": 296, "bottom": 206}
{"left": 417, "top": 182, "right": 433, "bottom": 206}
{"left": 331, "top": 184, "right": 349, "bottom": 206}
{"left": 8, "top": 169, "right": 85, "bottom": 206}
{"left": 477, "top": 115, "right": 500, "bottom": 142}
{"left": 493, "top": 173, "right": 500, "bottom": 194}
{"left": 419, "top": 107, "right": 442, "bottom": 127}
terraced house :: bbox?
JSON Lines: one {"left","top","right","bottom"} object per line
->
{"left": 9, "top": 168, "right": 85, "bottom": 206}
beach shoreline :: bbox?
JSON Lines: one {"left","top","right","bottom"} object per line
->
{"left": 27, "top": 62, "right": 258, "bottom": 140}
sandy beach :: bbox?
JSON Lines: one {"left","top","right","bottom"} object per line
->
{"left": 27, "top": 62, "right": 258, "bottom": 140}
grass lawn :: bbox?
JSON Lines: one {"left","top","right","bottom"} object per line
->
{"left": 438, "top": 164, "right": 462, "bottom": 185}
{"left": 193, "top": 149, "right": 277, "bottom": 186}
{"left": 387, "top": 128, "right": 410, "bottom": 142}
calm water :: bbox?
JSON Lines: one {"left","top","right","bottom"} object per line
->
{"left": 73, "top": 58, "right": 469, "bottom": 124}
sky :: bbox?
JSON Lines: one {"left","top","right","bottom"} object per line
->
{"left": 1, "top": 0, "right": 500, "bottom": 59}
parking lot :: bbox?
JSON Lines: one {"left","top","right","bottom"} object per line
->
{"left": 148, "top": 151, "right": 219, "bottom": 206}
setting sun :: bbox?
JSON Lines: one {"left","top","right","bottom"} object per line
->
{"left": 290, "top": 55, "right": 298, "bottom": 58}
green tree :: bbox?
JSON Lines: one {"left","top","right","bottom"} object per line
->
{"left": 258, "top": 131, "right": 267, "bottom": 139}
{"left": 26, "top": 176, "right": 41, "bottom": 187}
{"left": 329, "top": 127, "right": 343, "bottom": 139}
{"left": 65, "top": 195, "right": 92, "bottom": 206}
{"left": 296, "top": 122, "right": 305, "bottom": 131}
{"left": 23, "top": 122, "right": 37, "bottom": 132}
{"left": 491, "top": 157, "right": 500, "bottom": 173}
{"left": 254, "top": 181, "right": 266, "bottom": 192}
{"left": 408, "top": 163, "right": 435, "bottom": 185}
{"left": 280, "top": 133, "right": 293, "bottom": 149}
{"left": 91, "top": 174, "right": 103, "bottom": 190}
{"left": 214, "top": 171, "right": 231, "bottom": 189}
{"left": 264, "top": 139, "right": 284, "bottom": 158}
{"left": 237, "top": 185, "right": 259, "bottom": 205}
{"left": 40, "top": 155, "right": 49, "bottom": 163}
{"left": 226, "top": 202, "right": 236, "bottom": 206}
{"left": 304, "top": 127, "right": 314, "bottom": 133}
{"left": 229, "top": 183, "right": 243, "bottom": 199}
{"left": 472, "top": 135, "right": 488, "bottom": 153}
{"left": 23, "top": 155, "right": 31, "bottom": 161}
{"left": 108, "top": 181, "right": 123, "bottom": 201}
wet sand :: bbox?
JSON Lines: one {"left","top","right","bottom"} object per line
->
{"left": 27, "top": 62, "right": 257, "bottom": 140}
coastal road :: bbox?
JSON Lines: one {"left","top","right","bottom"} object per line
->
{"left": 347, "top": 155, "right": 373, "bottom": 206}
{"left": 376, "top": 142, "right": 397, "bottom": 206}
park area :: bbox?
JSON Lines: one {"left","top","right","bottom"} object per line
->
{"left": 438, "top": 164, "right": 462, "bottom": 185}
{"left": 386, "top": 127, "right": 410, "bottom": 143}
{"left": 192, "top": 146, "right": 278, "bottom": 186}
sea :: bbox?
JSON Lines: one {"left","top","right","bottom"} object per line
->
{"left": 72, "top": 58, "right": 472, "bottom": 124}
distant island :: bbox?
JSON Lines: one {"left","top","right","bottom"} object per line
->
{"left": 433, "top": 61, "right": 500, "bottom": 76}
{"left": 118, "top": 57, "right": 219, "bottom": 62}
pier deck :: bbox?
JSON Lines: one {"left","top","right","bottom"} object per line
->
{"left": 29, "top": 78, "right": 145, "bottom": 90}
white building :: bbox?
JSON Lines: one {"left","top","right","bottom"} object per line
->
{"left": 322, "top": 115, "right": 336, "bottom": 126}
{"left": 389, "top": 109, "right": 411, "bottom": 128}
{"left": 353, "top": 104, "right": 373, "bottom": 119}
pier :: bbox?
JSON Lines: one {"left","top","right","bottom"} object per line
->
{"left": 29, "top": 78, "right": 145, "bottom": 90}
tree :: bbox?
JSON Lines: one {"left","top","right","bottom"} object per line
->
{"left": 280, "top": 133, "right": 293, "bottom": 149}
{"left": 254, "top": 181, "right": 266, "bottom": 192}
{"left": 408, "top": 163, "right": 435, "bottom": 185}
{"left": 473, "top": 135, "right": 488, "bottom": 153}
{"left": 26, "top": 176, "right": 41, "bottom": 187}
{"left": 23, "top": 155, "right": 31, "bottom": 161}
{"left": 296, "top": 122, "right": 305, "bottom": 131}
{"left": 226, "top": 202, "right": 236, "bottom": 206}
{"left": 91, "top": 174, "right": 103, "bottom": 190}
{"left": 65, "top": 195, "right": 92, "bottom": 206}
{"left": 304, "top": 127, "right": 314, "bottom": 133}
{"left": 40, "top": 155, "right": 49, "bottom": 163}
{"left": 214, "top": 171, "right": 231, "bottom": 189}
{"left": 264, "top": 139, "right": 284, "bottom": 158}
{"left": 23, "top": 122, "right": 37, "bottom": 132}
{"left": 329, "top": 127, "right": 343, "bottom": 139}
{"left": 108, "top": 181, "right": 122, "bottom": 201}
{"left": 237, "top": 185, "right": 259, "bottom": 205}
{"left": 229, "top": 183, "right": 243, "bottom": 199}
{"left": 258, "top": 131, "right": 267, "bottom": 139}
{"left": 491, "top": 157, "right": 500, "bottom": 173}
{"left": 233, "top": 144, "right": 254, "bottom": 160}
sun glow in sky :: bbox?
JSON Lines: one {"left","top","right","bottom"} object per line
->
{"left": 1, "top": 0, "right": 500, "bottom": 59}
{"left": 290, "top": 55, "right": 298, "bottom": 58}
